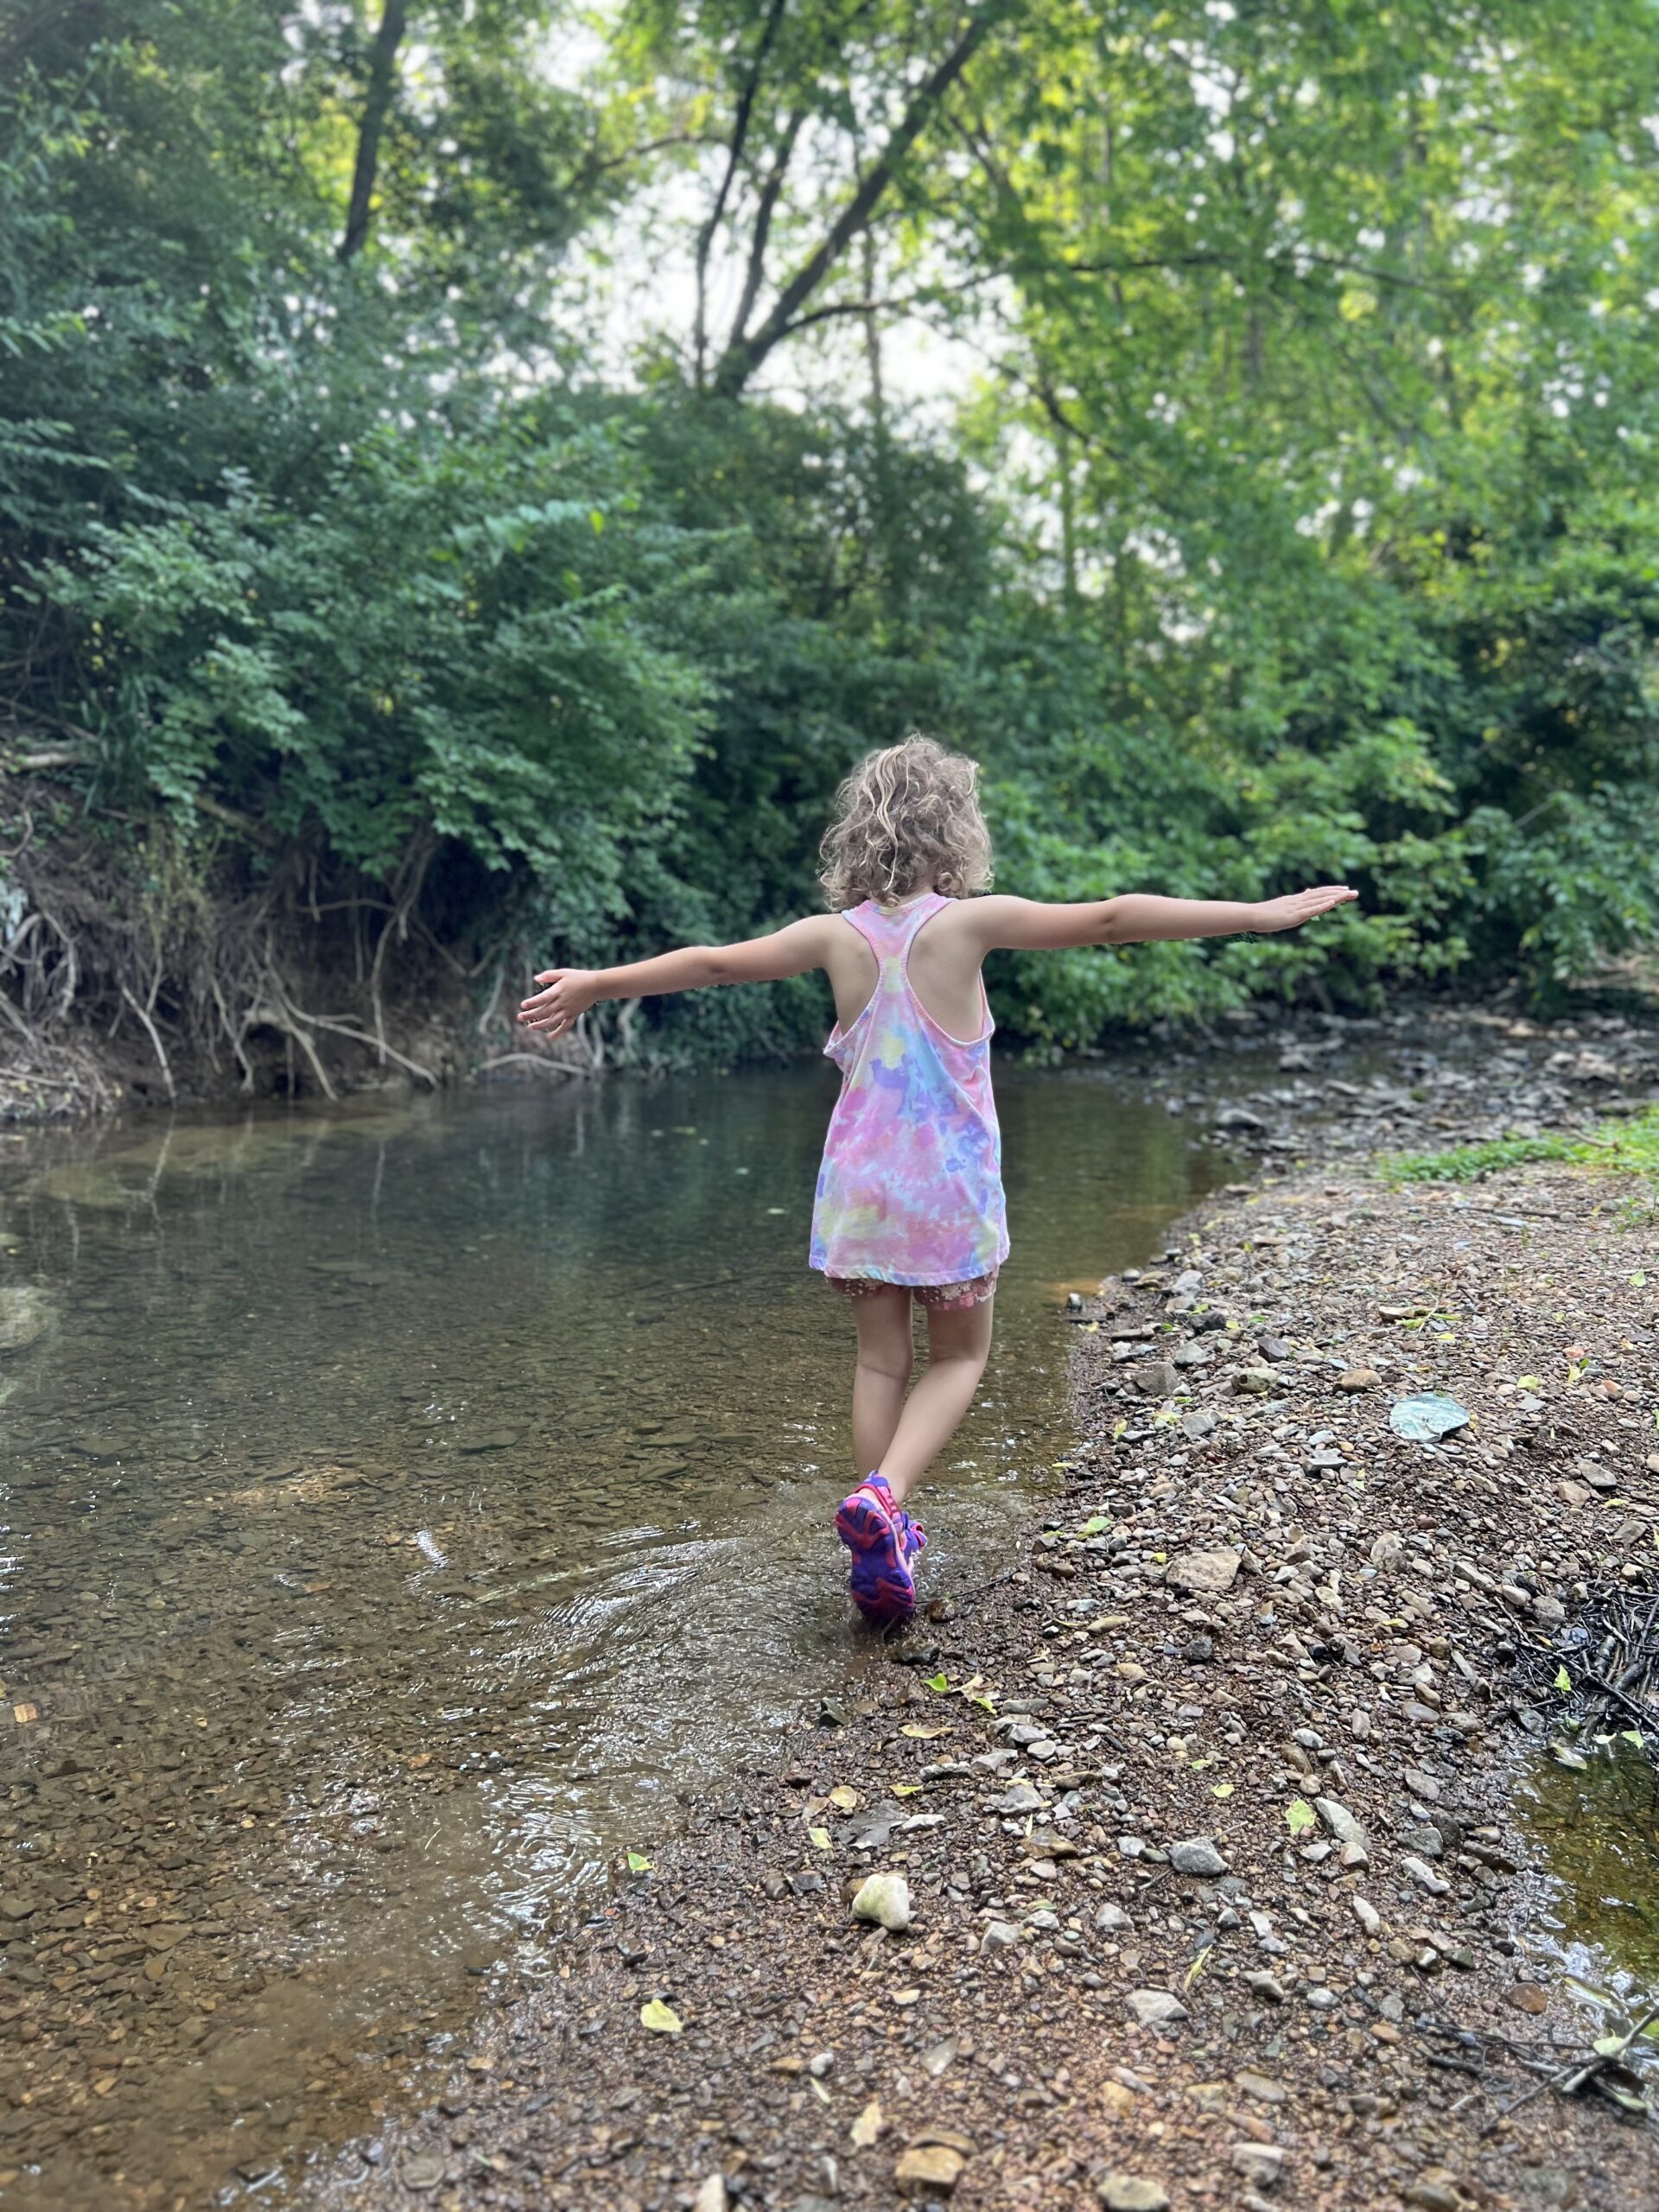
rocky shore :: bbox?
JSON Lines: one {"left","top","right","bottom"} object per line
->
{"left": 320, "top": 1134, "right": 1659, "bottom": 2212}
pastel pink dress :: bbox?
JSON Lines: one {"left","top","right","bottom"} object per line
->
{"left": 809, "top": 893, "right": 1008, "bottom": 1291}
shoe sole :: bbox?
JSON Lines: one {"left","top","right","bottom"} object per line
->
{"left": 836, "top": 1490, "right": 916, "bottom": 1624}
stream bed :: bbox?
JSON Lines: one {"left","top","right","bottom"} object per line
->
{"left": 0, "top": 1062, "right": 1224, "bottom": 2205}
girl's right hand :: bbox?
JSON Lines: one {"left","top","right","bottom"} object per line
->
{"left": 1250, "top": 887, "right": 1358, "bottom": 932}
{"left": 518, "top": 969, "right": 600, "bottom": 1036}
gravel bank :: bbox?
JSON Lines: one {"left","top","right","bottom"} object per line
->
{"left": 315, "top": 1130, "right": 1659, "bottom": 2212}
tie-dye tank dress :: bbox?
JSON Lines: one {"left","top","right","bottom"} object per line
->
{"left": 809, "top": 893, "right": 1008, "bottom": 1295}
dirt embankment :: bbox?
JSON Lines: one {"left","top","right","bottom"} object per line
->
{"left": 315, "top": 1142, "right": 1659, "bottom": 2212}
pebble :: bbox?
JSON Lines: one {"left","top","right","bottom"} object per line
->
{"left": 1338, "top": 1367, "right": 1381, "bottom": 1390}
{"left": 1166, "top": 1548, "right": 1241, "bottom": 1595}
{"left": 1168, "top": 1836, "right": 1230, "bottom": 1876}
{"left": 1096, "top": 2178, "right": 1170, "bottom": 2212}
{"left": 1244, "top": 1971, "right": 1287, "bottom": 2004}
{"left": 851, "top": 1872, "right": 912, "bottom": 1931}
{"left": 1126, "top": 1988, "right": 1189, "bottom": 2026}
{"left": 982, "top": 1921, "right": 1018, "bottom": 1951}
{"left": 895, "top": 2143, "right": 966, "bottom": 2196}
{"left": 1313, "top": 1797, "right": 1370, "bottom": 1867}
{"left": 1402, "top": 1855, "right": 1452, "bottom": 1896}
{"left": 1230, "top": 2142, "right": 1285, "bottom": 2187}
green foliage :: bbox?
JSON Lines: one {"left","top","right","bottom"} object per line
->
{"left": 3, "top": 0, "right": 1659, "bottom": 1077}
{"left": 1385, "top": 1107, "right": 1659, "bottom": 1186}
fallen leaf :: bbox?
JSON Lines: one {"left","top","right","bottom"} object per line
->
{"left": 1211, "top": 1782, "right": 1234, "bottom": 1799}
{"left": 901, "top": 1724, "right": 950, "bottom": 1739}
{"left": 922, "top": 1672, "right": 948, "bottom": 1694}
{"left": 1286, "top": 1797, "right": 1317, "bottom": 1834}
{"left": 626, "top": 1850, "right": 651, "bottom": 1872}
{"left": 828, "top": 1785, "right": 861, "bottom": 1811}
{"left": 639, "top": 1999, "right": 683, "bottom": 2034}
{"left": 1554, "top": 1667, "right": 1572, "bottom": 1693}
{"left": 809, "top": 1827, "right": 832, "bottom": 1849}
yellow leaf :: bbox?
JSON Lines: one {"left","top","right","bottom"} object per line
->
{"left": 809, "top": 1827, "right": 832, "bottom": 1850}
{"left": 1517, "top": 1375, "right": 1542, "bottom": 1389}
{"left": 639, "top": 1999, "right": 683, "bottom": 2034}
{"left": 1286, "top": 1797, "right": 1317, "bottom": 1834}
{"left": 893, "top": 1783, "right": 923, "bottom": 1797}
{"left": 1184, "top": 1946, "right": 1212, "bottom": 1989}
{"left": 850, "top": 2097, "right": 884, "bottom": 2147}
{"left": 901, "top": 1724, "right": 950, "bottom": 1739}
{"left": 1211, "top": 1782, "right": 1234, "bottom": 1799}
{"left": 626, "top": 1851, "right": 651, "bottom": 1872}
{"left": 827, "top": 1785, "right": 860, "bottom": 1812}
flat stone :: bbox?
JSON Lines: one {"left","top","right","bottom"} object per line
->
{"left": 1338, "top": 1367, "right": 1382, "bottom": 1391}
{"left": 1168, "top": 1836, "right": 1229, "bottom": 1877}
{"left": 1313, "top": 1797, "right": 1369, "bottom": 1864}
{"left": 1096, "top": 2178, "right": 1170, "bottom": 2212}
{"left": 1244, "top": 1971, "right": 1287, "bottom": 2004}
{"left": 1230, "top": 2142, "right": 1284, "bottom": 2187}
{"left": 1129, "top": 1360, "right": 1178, "bottom": 1398}
{"left": 1234, "top": 2069, "right": 1287, "bottom": 2105}
{"left": 1126, "top": 1988, "right": 1188, "bottom": 2026}
{"left": 982, "top": 1921, "right": 1018, "bottom": 1951}
{"left": 894, "top": 2144, "right": 966, "bottom": 2196}
{"left": 1166, "top": 1548, "right": 1240, "bottom": 1596}
{"left": 1402, "top": 1854, "right": 1452, "bottom": 1896}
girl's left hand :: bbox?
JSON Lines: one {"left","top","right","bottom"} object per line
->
{"left": 1251, "top": 886, "right": 1358, "bottom": 932}
{"left": 518, "top": 969, "right": 600, "bottom": 1036}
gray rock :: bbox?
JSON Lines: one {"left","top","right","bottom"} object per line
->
{"left": 1402, "top": 1854, "right": 1451, "bottom": 1896}
{"left": 982, "top": 1921, "right": 1018, "bottom": 1950}
{"left": 0, "top": 1287, "right": 52, "bottom": 1352}
{"left": 1244, "top": 1970, "right": 1287, "bottom": 2003}
{"left": 992, "top": 1781, "right": 1046, "bottom": 1815}
{"left": 1256, "top": 1335, "right": 1293, "bottom": 1362}
{"left": 1370, "top": 1531, "right": 1407, "bottom": 1570}
{"left": 1129, "top": 1360, "right": 1178, "bottom": 1399}
{"left": 1168, "top": 1836, "right": 1229, "bottom": 1877}
{"left": 1230, "top": 2142, "right": 1284, "bottom": 2188}
{"left": 1313, "top": 1797, "right": 1370, "bottom": 1866}
{"left": 1095, "top": 1902, "right": 1135, "bottom": 1932}
{"left": 1125, "top": 1988, "right": 1188, "bottom": 2026}
{"left": 1166, "top": 1548, "right": 1240, "bottom": 1596}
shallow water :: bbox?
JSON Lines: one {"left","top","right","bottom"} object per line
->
{"left": 1516, "top": 1742, "right": 1659, "bottom": 2040}
{"left": 0, "top": 1062, "right": 1223, "bottom": 2204}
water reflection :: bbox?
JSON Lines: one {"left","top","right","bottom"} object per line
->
{"left": 1516, "top": 1741, "right": 1659, "bottom": 2030}
{"left": 0, "top": 1063, "right": 1219, "bottom": 2203}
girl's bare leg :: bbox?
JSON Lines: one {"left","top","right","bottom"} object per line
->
{"left": 850, "top": 1287, "right": 914, "bottom": 1477}
{"left": 876, "top": 1296, "right": 994, "bottom": 1506}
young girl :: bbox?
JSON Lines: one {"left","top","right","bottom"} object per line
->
{"left": 518, "top": 737, "right": 1355, "bottom": 1627}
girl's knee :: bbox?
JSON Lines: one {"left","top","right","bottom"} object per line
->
{"left": 857, "top": 1341, "right": 914, "bottom": 1384}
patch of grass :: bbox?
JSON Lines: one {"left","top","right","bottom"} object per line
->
{"left": 1383, "top": 1104, "right": 1659, "bottom": 1187}
{"left": 1383, "top": 1134, "right": 1573, "bottom": 1184}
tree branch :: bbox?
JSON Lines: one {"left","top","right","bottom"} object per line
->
{"left": 712, "top": 3, "right": 1007, "bottom": 399}
{"left": 338, "top": 0, "right": 409, "bottom": 264}
{"left": 695, "top": 0, "right": 790, "bottom": 388}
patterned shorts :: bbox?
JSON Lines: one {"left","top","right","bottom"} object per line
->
{"left": 827, "top": 1269, "right": 999, "bottom": 1311}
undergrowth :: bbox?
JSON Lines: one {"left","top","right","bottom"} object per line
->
{"left": 1383, "top": 1104, "right": 1659, "bottom": 1192}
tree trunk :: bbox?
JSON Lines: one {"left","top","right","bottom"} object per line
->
{"left": 338, "top": 0, "right": 410, "bottom": 264}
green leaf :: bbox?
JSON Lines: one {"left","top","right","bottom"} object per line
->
{"left": 923, "top": 1671, "right": 949, "bottom": 1694}
{"left": 1286, "top": 1797, "right": 1317, "bottom": 1834}
{"left": 639, "top": 1999, "right": 683, "bottom": 2034}
{"left": 626, "top": 1850, "right": 651, "bottom": 1872}
{"left": 1554, "top": 1667, "right": 1572, "bottom": 1692}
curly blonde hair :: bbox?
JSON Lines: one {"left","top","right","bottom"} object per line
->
{"left": 818, "top": 735, "right": 993, "bottom": 910}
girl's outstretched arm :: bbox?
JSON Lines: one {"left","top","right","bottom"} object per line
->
{"left": 965, "top": 885, "right": 1357, "bottom": 954}
{"left": 517, "top": 917, "right": 838, "bottom": 1039}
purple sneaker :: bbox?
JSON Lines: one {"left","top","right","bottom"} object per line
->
{"left": 835, "top": 1474, "right": 920, "bottom": 1625}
